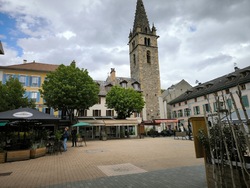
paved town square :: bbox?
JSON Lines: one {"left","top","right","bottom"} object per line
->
{"left": 0, "top": 137, "right": 206, "bottom": 188}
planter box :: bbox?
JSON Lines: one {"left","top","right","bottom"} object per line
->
{"left": 0, "top": 152, "right": 6, "bottom": 163}
{"left": 205, "top": 163, "right": 250, "bottom": 188}
{"left": 6, "top": 149, "right": 30, "bottom": 162}
{"left": 30, "top": 147, "right": 46, "bottom": 159}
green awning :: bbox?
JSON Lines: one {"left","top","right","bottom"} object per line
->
{"left": 0, "top": 122, "right": 7, "bottom": 126}
{"left": 72, "top": 122, "right": 91, "bottom": 127}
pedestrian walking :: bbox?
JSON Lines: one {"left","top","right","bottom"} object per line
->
{"left": 62, "top": 127, "right": 69, "bottom": 151}
{"left": 71, "top": 127, "right": 77, "bottom": 147}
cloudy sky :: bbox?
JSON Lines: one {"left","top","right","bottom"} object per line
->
{"left": 0, "top": 0, "right": 249, "bottom": 89}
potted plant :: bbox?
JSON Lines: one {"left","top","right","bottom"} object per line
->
{"left": 101, "top": 130, "right": 107, "bottom": 141}
{"left": 30, "top": 141, "right": 47, "bottom": 159}
{"left": 197, "top": 119, "right": 249, "bottom": 187}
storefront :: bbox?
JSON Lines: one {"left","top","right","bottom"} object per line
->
{"left": 77, "top": 118, "right": 140, "bottom": 139}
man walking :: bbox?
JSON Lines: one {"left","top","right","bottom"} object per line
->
{"left": 71, "top": 127, "right": 77, "bottom": 147}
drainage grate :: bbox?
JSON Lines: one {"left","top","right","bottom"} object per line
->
{"left": 0, "top": 172, "right": 12, "bottom": 176}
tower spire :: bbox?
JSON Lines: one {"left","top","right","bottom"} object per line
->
{"left": 132, "top": 0, "right": 150, "bottom": 35}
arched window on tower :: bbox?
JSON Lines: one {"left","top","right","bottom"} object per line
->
{"left": 145, "top": 27, "right": 148, "bottom": 33}
{"left": 144, "top": 38, "right": 151, "bottom": 46}
{"left": 133, "top": 54, "right": 136, "bottom": 66}
{"left": 147, "top": 38, "right": 150, "bottom": 46}
{"left": 132, "top": 41, "right": 135, "bottom": 49}
{"left": 147, "top": 50, "right": 151, "bottom": 63}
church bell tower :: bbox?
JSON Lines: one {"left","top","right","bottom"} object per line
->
{"left": 129, "top": 0, "right": 161, "bottom": 120}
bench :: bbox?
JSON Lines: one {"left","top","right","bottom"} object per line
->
{"left": 174, "top": 132, "right": 188, "bottom": 140}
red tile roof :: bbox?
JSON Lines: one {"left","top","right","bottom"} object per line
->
{"left": 1, "top": 62, "right": 59, "bottom": 72}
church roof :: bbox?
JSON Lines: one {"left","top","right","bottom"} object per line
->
{"left": 132, "top": 0, "right": 150, "bottom": 35}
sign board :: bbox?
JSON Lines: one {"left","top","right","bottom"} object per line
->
{"left": 13, "top": 111, "right": 33, "bottom": 118}
{"left": 189, "top": 116, "right": 208, "bottom": 158}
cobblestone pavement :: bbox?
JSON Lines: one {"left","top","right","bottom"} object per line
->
{"left": 0, "top": 137, "right": 207, "bottom": 188}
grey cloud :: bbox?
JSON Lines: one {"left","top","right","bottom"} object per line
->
{"left": 0, "top": 0, "right": 249, "bottom": 89}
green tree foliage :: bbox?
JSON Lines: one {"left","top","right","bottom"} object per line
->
{"left": 106, "top": 86, "right": 145, "bottom": 119}
{"left": 0, "top": 77, "right": 35, "bottom": 112}
{"left": 40, "top": 61, "right": 99, "bottom": 122}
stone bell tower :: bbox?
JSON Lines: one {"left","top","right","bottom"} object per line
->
{"left": 129, "top": 0, "right": 161, "bottom": 120}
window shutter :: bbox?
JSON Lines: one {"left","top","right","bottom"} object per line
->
{"left": 29, "top": 76, "right": 32, "bottom": 86}
{"left": 26, "top": 76, "right": 29, "bottom": 86}
{"left": 242, "top": 96, "right": 249, "bottom": 107}
{"left": 25, "top": 91, "right": 30, "bottom": 99}
{"left": 3, "top": 74, "right": 6, "bottom": 84}
{"left": 50, "top": 108, "right": 54, "bottom": 115}
{"left": 36, "top": 92, "right": 40, "bottom": 103}
{"left": 38, "top": 77, "right": 41, "bottom": 87}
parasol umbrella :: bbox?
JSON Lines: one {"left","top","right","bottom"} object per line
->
{"left": 72, "top": 122, "right": 91, "bottom": 146}
{"left": 72, "top": 122, "right": 91, "bottom": 127}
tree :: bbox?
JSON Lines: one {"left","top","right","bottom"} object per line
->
{"left": 106, "top": 86, "right": 145, "bottom": 119}
{"left": 0, "top": 77, "right": 35, "bottom": 112}
{"left": 40, "top": 61, "right": 100, "bottom": 123}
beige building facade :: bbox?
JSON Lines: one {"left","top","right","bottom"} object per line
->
{"left": 168, "top": 66, "right": 250, "bottom": 129}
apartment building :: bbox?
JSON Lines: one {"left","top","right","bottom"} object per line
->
{"left": 168, "top": 66, "right": 250, "bottom": 129}
{"left": 162, "top": 79, "right": 192, "bottom": 119}
{"left": 0, "top": 61, "right": 59, "bottom": 115}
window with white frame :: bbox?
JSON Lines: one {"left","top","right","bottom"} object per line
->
{"left": 19, "top": 75, "right": 26, "bottom": 86}
{"left": 213, "top": 102, "right": 224, "bottom": 112}
{"left": 31, "top": 76, "right": 39, "bottom": 87}
{"left": 133, "top": 83, "right": 140, "bottom": 90}
{"left": 172, "top": 111, "right": 177, "bottom": 118}
{"left": 184, "top": 108, "right": 191, "bottom": 116}
{"left": 204, "top": 104, "right": 210, "bottom": 113}
{"left": 106, "top": 110, "right": 114, "bottom": 117}
{"left": 121, "top": 82, "right": 127, "bottom": 88}
{"left": 178, "top": 109, "right": 183, "bottom": 117}
{"left": 193, "top": 106, "right": 200, "bottom": 115}
{"left": 30, "top": 92, "right": 37, "bottom": 102}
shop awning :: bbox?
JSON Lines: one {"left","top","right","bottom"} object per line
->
{"left": 154, "top": 119, "right": 178, "bottom": 123}
{"left": 78, "top": 119, "right": 139, "bottom": 126}
{"left": 103, "top": 119, "right": 139, "bottom": 126}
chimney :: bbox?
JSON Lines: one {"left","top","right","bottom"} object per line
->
{"left": 23, "top": 59, "right": 27, "bottom": 64}
{"left": 110, "top": 68, "right": 116, "bottom": 82}
{"left": 234, "top": 66, "right": 239, "bottom": 71}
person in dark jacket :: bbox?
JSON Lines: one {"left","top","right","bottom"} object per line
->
{"left": 63, "top": 127, "right": 69, "bottom": 151}
{"left": 71, "top": 127, "right": 77, "bottom": 147}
